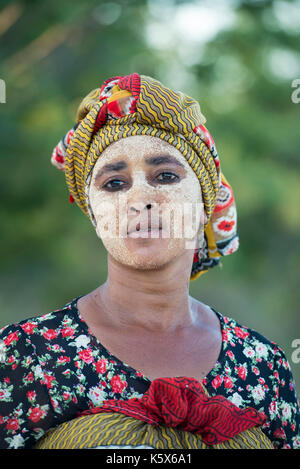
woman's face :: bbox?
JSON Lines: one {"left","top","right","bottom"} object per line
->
{"left": 88, "top": 135, "right": 206, "bottom": 271}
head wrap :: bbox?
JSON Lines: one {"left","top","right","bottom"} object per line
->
{"left": 51, "top": 73, "right": 239, "bottom": 280}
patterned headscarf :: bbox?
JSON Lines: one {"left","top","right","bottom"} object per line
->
{"left": 51, "top": 73, "right": 239, "bottom": 280}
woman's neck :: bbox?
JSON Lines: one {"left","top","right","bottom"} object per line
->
{"left": 90, "top": 252, "right": 200, "bottom": 332}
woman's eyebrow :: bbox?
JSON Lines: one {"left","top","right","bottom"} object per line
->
{"left": 95, "top": 154, "right": 186, "bottom": 181}
{"left": 95, "top": 160, "right": 128, "bottom": 180}
{"left": 145, "top": 155, "right": 185, "bottom": 168}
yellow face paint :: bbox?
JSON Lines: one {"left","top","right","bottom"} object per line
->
{"left": 88, "top": 135, "right": 206, "bottom": 271}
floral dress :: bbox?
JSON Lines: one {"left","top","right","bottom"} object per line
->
{"left": 0, "top": 295, "right": 299, "bottom": 449}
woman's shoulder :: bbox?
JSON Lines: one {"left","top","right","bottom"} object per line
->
{"left": 213, "top": 307, "right": 288, "bottom": 364}
{"left": 0, "top": 296, "right": 81, "bottom": 345}
{"left": 208, "top": 309, "right": 300, "bottom": 450}
{"left": 208, "top": 307, "right": 298, "bottom": 408}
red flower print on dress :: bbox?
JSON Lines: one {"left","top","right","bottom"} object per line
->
{"left": 57, "top": 356, "right": 71, "bottom": 365}
{"left": 20, "top": 322, "right": 37, "bottom": 334}
{"left": 224, "top": 376, "right": 234, "bottom": 389}
{"left": 211, "top": 374, "right": 223, "bottom": 389}
{"left": 5, "top": 418, "right": 19, "bottom": 431}
{"left": 28, "top": 407, "right": 47, "bottom": 423}
{"left": 24, "top": 371, "right": 34, "bottom": 383}
{"left": 40, "top": 374, "right": 56, "bottom": 389}
{"left": 269, "top": 401, "right": 278, "bottom": 415}
{"left": 63, "top": 392, "right": 71, "bottom": 401}
{"left": 274, "top": 427, "right": 286, "bottom": 440}
{"left": 95, "top": 359, "right": 107, "bottom": 374}
{"left": 42, "top": 329, "right": 59, "bottom": 340}
{"left": 237, "top": 366, "right": 247, "bottom": 381}
{"left": 110, "top": 375, "right": 127, "bottom": 394}
{"left": 61, "top": 327, "right": 75, "bottom": 338}
{"left": 291, "top": 423, "right": 296, "bottom": 432}
{"left": 4, "top": 331, "right": 19, "bottom": 346}
{"left": 50, "top": 398, "right": 59, "bottom": 411}
{"left": 26, "top": 391, "right": 36, "bottom": 402}
{"left": 234, "top": 327, "right": 250, "bottom": 340}
{"left": 78, "top": 349, "right": 94, "bottom": 364}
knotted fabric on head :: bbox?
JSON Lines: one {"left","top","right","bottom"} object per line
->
{"left": 51, "top": 73, "right": 239, "bottom": 280}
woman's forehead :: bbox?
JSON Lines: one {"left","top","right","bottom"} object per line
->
{"left": 91, "top": 135, "right": 192, "bottom": 172}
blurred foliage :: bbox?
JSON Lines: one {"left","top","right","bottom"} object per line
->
{"left": 0, "top": 0, "right": 299, "bottom": 387}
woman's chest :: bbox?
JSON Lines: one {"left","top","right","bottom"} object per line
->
{"left": 89, "top": 326, "right": 222, "bottom": 383}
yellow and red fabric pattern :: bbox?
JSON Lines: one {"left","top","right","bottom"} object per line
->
{"left": 51, "top": 73, "right": 239, "bottom": 280}
{"left": 35, "top": 377, "right": 273, "bottom": 449}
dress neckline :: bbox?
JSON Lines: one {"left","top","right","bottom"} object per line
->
{"left": 68, "top": 295, "right": 226, "bottom": 385}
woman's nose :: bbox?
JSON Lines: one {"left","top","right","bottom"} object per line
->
{"left": 129, "top": 202, "right": 152, "bottom": 214}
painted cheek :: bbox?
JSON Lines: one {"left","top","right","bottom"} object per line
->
{"left": 159, "top": 176, "right": 203, "bottom": 239}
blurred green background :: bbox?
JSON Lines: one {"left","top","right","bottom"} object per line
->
{"left": 0, "top": 0, "right": 299, "bottom": 389}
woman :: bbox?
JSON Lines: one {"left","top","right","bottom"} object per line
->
{"left": 0, "top": 73, "right": 299, "bottom": 449}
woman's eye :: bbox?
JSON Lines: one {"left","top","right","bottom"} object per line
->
{"left": 103, "top": 179, "right": 126, "bottom": 191}
{"left": 156, "top": 172, "right": 179, "bottom": 183}
{"left": 102, "top": 173, "right": 179, "bottom": 191}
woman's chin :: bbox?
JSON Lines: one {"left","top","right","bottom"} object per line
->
{"left": 102, "top": 232, "right": 187, "bottom": 271}
{"left": 123, "top": 230, "right": 172, "bottom": 262}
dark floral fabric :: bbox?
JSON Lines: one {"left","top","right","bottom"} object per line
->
{"left": 0, "top": 295, "right": 299, "bottom": 449}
